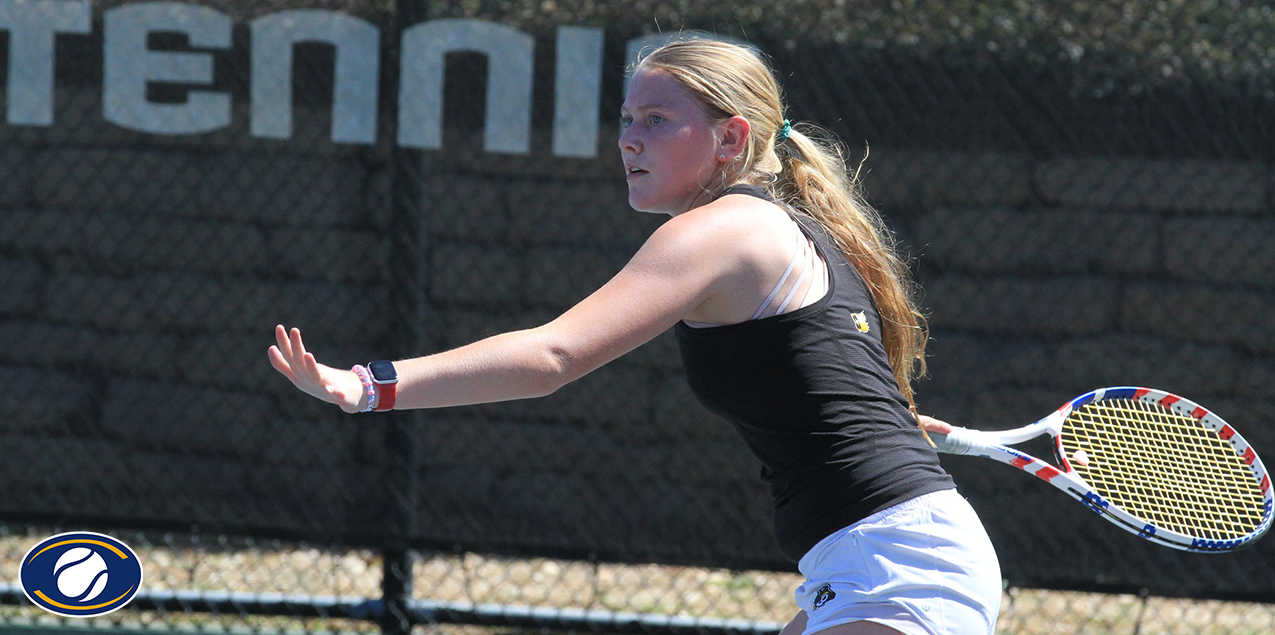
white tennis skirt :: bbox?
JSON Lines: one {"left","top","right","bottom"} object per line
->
{"left": 794, "top": 489, "right": 1002, "bottom": 635}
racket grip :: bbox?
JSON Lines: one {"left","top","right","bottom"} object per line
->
{"left": 930, "top": 428, "right": 978, "bottom": 455}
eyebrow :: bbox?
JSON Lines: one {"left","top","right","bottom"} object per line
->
{"left": 621, "top": 102, "right": 669, "bottom": 113}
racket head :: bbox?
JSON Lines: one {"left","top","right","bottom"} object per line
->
{"left": 1053, "top": 387, "right": 1273, "bottom": 552}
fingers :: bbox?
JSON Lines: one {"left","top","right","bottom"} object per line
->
{"left": 272, "top": 326, "right": 309, "bottom": 364}
{"left": 304, "top": 352, "right": 323, "bottom": 379}
{"left": 291, "top": 329, "right": 328, "bottom": 383}
{"left": 267, "top": 345, "right": 294, "bottom": 378}
{"left": 916, "top": 414, "right": 954, "bottom": 434}
{"left": 274, "top": 323, "right": 287, "bottom": 350}
{"left": 294, "top": 334, "right": 329, "bottom": 387}
{"left": 270, "top": 325, "right": 317, "bottom": 384}
{"left": 270, "top": 325, "right": 360, "bottom": 411}
{"left": 290, "top": 326, "right": 308, "bottom": 364}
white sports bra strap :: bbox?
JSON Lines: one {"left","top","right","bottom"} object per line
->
{"left": 773, "top": 245, "right": 813, "bottom": 315}
{"left": 750, "top": 230, "right": 803, "bottom": 321}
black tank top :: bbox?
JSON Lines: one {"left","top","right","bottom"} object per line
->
{"left": 674, "top": 184, "right": 955, "bottom": 562}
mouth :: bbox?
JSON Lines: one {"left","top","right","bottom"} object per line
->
{"left": 626, "top": 166, "right": 648, "bottom": 179}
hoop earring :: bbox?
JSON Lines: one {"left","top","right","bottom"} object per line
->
{"left": 696, "top": 158, "right": 731, "bottom": 203}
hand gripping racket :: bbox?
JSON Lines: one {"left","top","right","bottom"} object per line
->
{"left": 932, "top": 387, "right": 1273, "bottom": 552}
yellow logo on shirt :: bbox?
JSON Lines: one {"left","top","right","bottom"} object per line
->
{"left": 851, "top": 311, "right": 870, "bottom": 333}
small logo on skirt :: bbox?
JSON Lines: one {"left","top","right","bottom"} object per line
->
{"left": 813, "top": 583, "right": 836, "bottom": 610}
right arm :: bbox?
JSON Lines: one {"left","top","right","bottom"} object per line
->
{"left": 268, "top": 202, "right": 761, "bottom": 412}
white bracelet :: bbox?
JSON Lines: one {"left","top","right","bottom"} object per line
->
{"left": 350, "top": 365, "right": 377, "bottom": 413}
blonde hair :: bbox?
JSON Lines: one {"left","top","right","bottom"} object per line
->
{"left": 636, "top": 39, "right": 930, "bottom": 408}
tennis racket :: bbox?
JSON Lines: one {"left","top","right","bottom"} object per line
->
{"left": 931, "top": 386, "right": 1273, "bottom": 552}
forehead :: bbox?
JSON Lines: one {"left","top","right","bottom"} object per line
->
{"left": 622, "top": 68, "right": 701, "bottom": 112}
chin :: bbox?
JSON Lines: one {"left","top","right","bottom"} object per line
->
{"left": 629, "top": 200, "right": 676, "bottom": 216}
{"left": 627, "top": 190, "right": 685, "bottom": 216}
{"left": 627, "top": 191, "right": 660, "bottom": 214}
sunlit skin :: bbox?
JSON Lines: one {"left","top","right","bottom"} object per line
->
{"left": 620, "top": 67, "right": 741, "bottom": 216}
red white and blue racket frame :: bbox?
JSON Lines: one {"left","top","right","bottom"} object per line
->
{"left": 931, "top": 386, "right": 1274, "bottom": 552}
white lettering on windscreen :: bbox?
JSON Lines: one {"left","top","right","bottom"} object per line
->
{"left": 0, "top": 0, "right": 745, "bottom": 157}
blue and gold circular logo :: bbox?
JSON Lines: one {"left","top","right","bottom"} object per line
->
{"left": 19, "top": 532, "right": 142, "bottom": 618}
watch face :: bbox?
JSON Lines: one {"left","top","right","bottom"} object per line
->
{"left": 367, "top": 360, "right": 398, "bottom": 383}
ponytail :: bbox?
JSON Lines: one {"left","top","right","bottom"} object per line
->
{"left": 771, "top": 127, "right": 928, "bottom": 407}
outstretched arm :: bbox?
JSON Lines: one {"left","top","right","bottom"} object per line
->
{"left": 269, "top": 206, "right": 749, "bottom": 411}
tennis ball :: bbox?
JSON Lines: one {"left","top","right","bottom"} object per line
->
{"left": 54, "top": 547, "right": 109, "bottom": 602}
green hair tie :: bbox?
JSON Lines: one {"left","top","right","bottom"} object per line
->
{"left": 776, "top": 119, "right": 792, "bottom": 142}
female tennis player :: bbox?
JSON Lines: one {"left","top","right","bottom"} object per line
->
{"left": 269, "top": 39, "right": 1000, "bottom": 635}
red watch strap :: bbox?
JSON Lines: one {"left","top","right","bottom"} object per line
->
{"left": 373, "top": 382, "right": 396, "bottom": 411}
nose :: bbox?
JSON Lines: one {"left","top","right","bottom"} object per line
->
{"left": 618, "top": 125, "right": 640, "bottom": 154}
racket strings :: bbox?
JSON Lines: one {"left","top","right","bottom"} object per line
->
{"left": 1061, "top": 399, "right": 1264, "bottom": 540}
{"left": 1069, "top": 421, "right": 1253, "bottom": 538}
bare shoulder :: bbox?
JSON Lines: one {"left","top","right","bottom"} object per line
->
{"left": 624, "top": 193, "right": 802, "bottom": 325}
{"left": 648, "top": 193, "right": 794, "bottom": 262}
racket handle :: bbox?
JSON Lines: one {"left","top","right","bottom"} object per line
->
{"left": 930, "top": 428, "right": 979, "bottom": 455}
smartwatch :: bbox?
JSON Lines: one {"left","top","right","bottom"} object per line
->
{"left": 367, "top": 360, "right": 398, "bottom": 411}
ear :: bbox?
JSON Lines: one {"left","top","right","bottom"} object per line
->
{"left": 717, "top": 115, "right": 751, "bottom": 160}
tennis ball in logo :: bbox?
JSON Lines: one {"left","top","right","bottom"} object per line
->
{"left": 54, "top": 547, "right": 109, "bottom": 602}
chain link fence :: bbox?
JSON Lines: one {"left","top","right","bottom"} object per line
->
{"left": 4, "top": 527, "right": 1275, "bottom": 634}
{"left": 2, "top": 0, "right": 1275, "bottom": 633}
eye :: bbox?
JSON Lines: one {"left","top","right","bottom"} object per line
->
{"left": 619, "top": 115, "right": 633, "bottom": 129}
{"left": 649, "top": 114, "right": 665, "bottom": 125}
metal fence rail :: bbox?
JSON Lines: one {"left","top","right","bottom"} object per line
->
{"left": 0, "top": 585, "right": 789, "bottom": 635}
{"left": 5, "top": 527, "right": 1275, "bottom": 635}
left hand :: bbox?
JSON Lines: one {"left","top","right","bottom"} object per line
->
{"left": 916, "top": 414, "right": 954, "bottom": 435}
{"left": 268, "top": 325, "right": 367, "bottom": 413}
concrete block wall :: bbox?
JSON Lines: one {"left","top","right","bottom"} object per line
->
{"left": 0, "top": 86, "right": 395, "bottom": 536}
{"left": 3, "top": 88, "right": 1273, "bottom": 574}
{"left": 897, "top": 152, "right": 1274, "bottom": 435}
